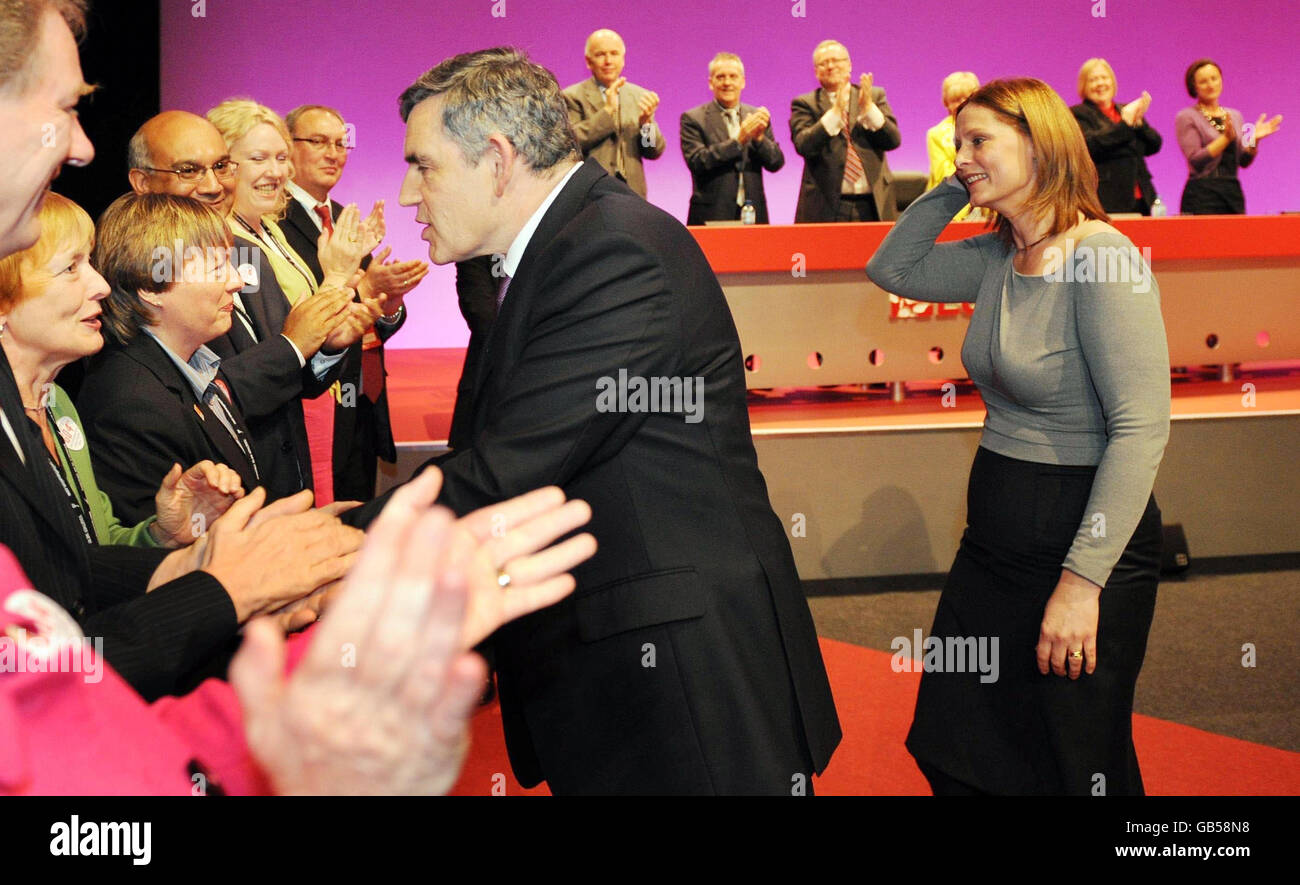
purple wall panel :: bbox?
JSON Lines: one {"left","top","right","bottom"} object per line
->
{"left": 162, "top": 0, "right": 1298, "bottom": 348}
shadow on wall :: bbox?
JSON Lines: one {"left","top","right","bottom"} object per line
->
{"left": 822, "top": 486, "right": 938, "bottom": 577}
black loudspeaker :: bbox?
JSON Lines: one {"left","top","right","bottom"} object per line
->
{"left": 1161, "top": 523, "right": 1191, "bottom": 575}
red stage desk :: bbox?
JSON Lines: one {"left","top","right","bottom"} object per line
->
{"left": 690, "top": 216, "right": 1300, "bottom": 389}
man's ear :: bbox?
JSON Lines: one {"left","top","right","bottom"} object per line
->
{"left": 487, "top": 133, "right": 516, "bottom": 199}
{"left": 127, "top": 169, "right": 150, "bottom": 195}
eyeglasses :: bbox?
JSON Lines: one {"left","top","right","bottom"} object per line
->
{"left": 293, "top": 136, "right": 351, "bottom": 153}
{"left": 142, "top": 160, "right": 238, "bottom": 181}
{"left": 816, "top": 57, "right": 850, "bottom": 69}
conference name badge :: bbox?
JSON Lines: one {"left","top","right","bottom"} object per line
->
{"left": 54, "top": 416, "right": 84, "bottom": 451}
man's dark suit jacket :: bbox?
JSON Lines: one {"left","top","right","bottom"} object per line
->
{"left": 211, "top": 234, "right": 340, "bottom": 503}
{"left": 0, "top": 348, "right": 238, "bottom": 701}
{"left": 76, "top": 333, "right": 261, "bottom": 526}
{"left": 1071, "top": 100, "right": 1162, "bottom": 214}
{"left": 679, "top": 101, "right": 785, "bottom": 225}
{"left": 349, "top": 159, "right": 841, "bottom": 794}
{"left": 790, "top": 85, "right": 901, "bottom": 222}
{"left": 279, "top": 197, "right": 402, "bottom": 500}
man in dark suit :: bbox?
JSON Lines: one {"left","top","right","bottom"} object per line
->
{"left": 128, "top": 111, "right": 352, "bottom": 503}
{"left": 562, "top": 29, "right": 666, "bottom": 199}
{"left": 790, "top": 40, "right": 901, "bottom": 222}
{"left": 357, "top": 47, "right": 840, "bottom": 795}
{"left": 680, "top": 52, "right": 785, "bottom": 225}
{"left": 280, "top": 104, "right": 428, "bottom": 501}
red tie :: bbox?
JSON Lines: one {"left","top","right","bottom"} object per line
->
{"left": 842, "top": 131, "right": 864, "bottom": 186}
{"left": 314, "top": 203, "right": 334, "bottom": 234}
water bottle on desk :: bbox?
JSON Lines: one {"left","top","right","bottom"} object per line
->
{"left": 1150, "top": 196, "right": 1166, "bottom": 218}
{"left": 741, "top": 200, "right": 757, "bottom": 225}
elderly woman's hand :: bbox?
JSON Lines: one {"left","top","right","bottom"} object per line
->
{"left": 228, "top": 468, "right": 488, "bottom": 795}
{"left": 150, "top": 461, "right": 245, "bottom": 548}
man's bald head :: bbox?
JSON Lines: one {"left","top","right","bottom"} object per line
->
{"left": 584, "top": 29, "right": 625, "bottom": 87}
{"left": 127, "top": 110, "right": 233, "bottom": 209}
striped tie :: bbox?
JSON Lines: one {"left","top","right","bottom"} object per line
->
{"left": 842, "top": 130, "right": 864, "bottom": 187}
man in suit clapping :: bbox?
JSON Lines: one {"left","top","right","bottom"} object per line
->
{"left": 679, "top": 52, "right": 785, "bottom": 224}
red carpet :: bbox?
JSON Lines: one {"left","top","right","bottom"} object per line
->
{"left": 449, "top": 637, "right": 1300, "bottom": 796}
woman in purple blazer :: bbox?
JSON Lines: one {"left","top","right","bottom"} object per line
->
{"left": 1175, "top": 58, "right": 1283, "bottom": 215}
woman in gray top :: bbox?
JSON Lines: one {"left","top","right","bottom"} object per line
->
{"left": 867, "top": 78, "right": 1171, "bottom": 795}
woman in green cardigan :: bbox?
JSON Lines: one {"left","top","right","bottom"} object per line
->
{"left": 0, "top": 193, "right": 241, "bottom": 550}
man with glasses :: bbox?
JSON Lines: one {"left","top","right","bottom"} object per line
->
{"left": 281, "top": 104, "right": 428, "bottom": 502}
{"left": 790, "top": 39, "right": 901, "bottom": 222}
{"left": 127, "top": 110, "right": 236, "bottom": 213}
{"left": 127, "top": 109, "right": 353, "bottom": 503}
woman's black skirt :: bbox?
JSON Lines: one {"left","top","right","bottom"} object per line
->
{"left": 1180, "top": 176, "right": 1245, "bottom": 215}
{"left": 905, "top": 447, "right": 1162, "bottom": 795}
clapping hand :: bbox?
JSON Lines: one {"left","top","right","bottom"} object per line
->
{"left": 637, "top": 90, "right": 660, "bottom": 127}
{"left": 228, "top": 467, "right": 596, "bottom": 794}
{"left": 318, "top": 202, "right": 384, "bottom": 290}
{"left": 857, "top": 73, "right": 876, "bottom": 118}
{"left": 1120, "top": 91, "right": 1151, "bottom": 127}
{"left": 1247, "top": 112, "right": 1283, "bottom": 149}
{"left": 360, "top": 246, "right": 429, "bottom": 314}
{"left": 739, "top": 108, "right": 770, "bottom": 143}
{"left": 602, "top": 76, "right": 626, "bottom": 116}
{"left": 151, "top": 461, "right": 244, "bottom": 548}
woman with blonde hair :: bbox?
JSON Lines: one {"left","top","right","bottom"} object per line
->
{"left": 869, "top": 78, "right": 1170, "bottom": 795}
{"left": 1070, "top": 58, "right": 1162, "bottom": 215}
{"left": 206, "top": 98, "right": 382, "bottom": 504}
{"left": 0, "top": 191, "right": 242, "bottom": 549}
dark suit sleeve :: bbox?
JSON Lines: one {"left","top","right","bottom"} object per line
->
{"left": 1136, "top": 120, "right": 1162, "bottom": 156}
{"left": 80, "top": 380, "right": 202, "bottom": 526}
{"left": 679, "top": 110, "right": 741, "bottom": 174}
{"left": 753, "top": 124, "right": 785, "bottom": 172}
{"left": 215, "top": 335, "right": 306, "bottom": 422}
{"left": 373, "top": 306, "right": 407, "bottom": 343}
{"left": 1074, "top": 105, "right": 1135, "bottom": 160}
{"left": 852, "top": 88, "right": 900, "bottom": 151}
{"left": 790, "top": 94, "right": 832, "bottom": 159}
{"left": 349, "top": 228, "right": 682, "bottom": 526}
{"left": 80, "top": 545, "right": 239, "bottom": 701}
{"left": 434, "top": 231, "right": 680, "bottom": 514}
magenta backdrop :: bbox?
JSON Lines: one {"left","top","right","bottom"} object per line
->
{"left": 162, "top": 0, "right": 1298, "bottom": 349}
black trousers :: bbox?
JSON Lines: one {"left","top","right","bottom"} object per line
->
{"left": 1180, "top": 176, "right": 1245, "bottom": 215}
{"left": 834, "top": 195, "right": 880, "bottom": 222}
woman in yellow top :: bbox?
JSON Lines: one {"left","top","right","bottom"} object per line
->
{"left": 925, "top": 72, "right": 981, "bottom": 220}
{"left": 206, "top": 99, "right": 381, "bottom": 505}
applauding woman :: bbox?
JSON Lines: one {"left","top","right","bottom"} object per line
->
{"left": 1071, "top": 59, "right": 1162, "bottom": 215}
{"left": 207, "top": 99, "right": 382, "bottom": 504}
{"left": 868, "top": 79, "right": 1170, "bottom": 795}
{"left": 1176, "top": 59, "right": 1283, "bottom": 215}
{"left": 0, "top": 192, "right": 242, "bottom": 549}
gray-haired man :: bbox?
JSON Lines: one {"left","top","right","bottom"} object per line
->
{"left": 347, "top": 46, "right": 841, "bottom": 795}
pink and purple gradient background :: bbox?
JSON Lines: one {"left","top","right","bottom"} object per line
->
{"left": 161, "top": 0, "right": 1297, "bottom": 349}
